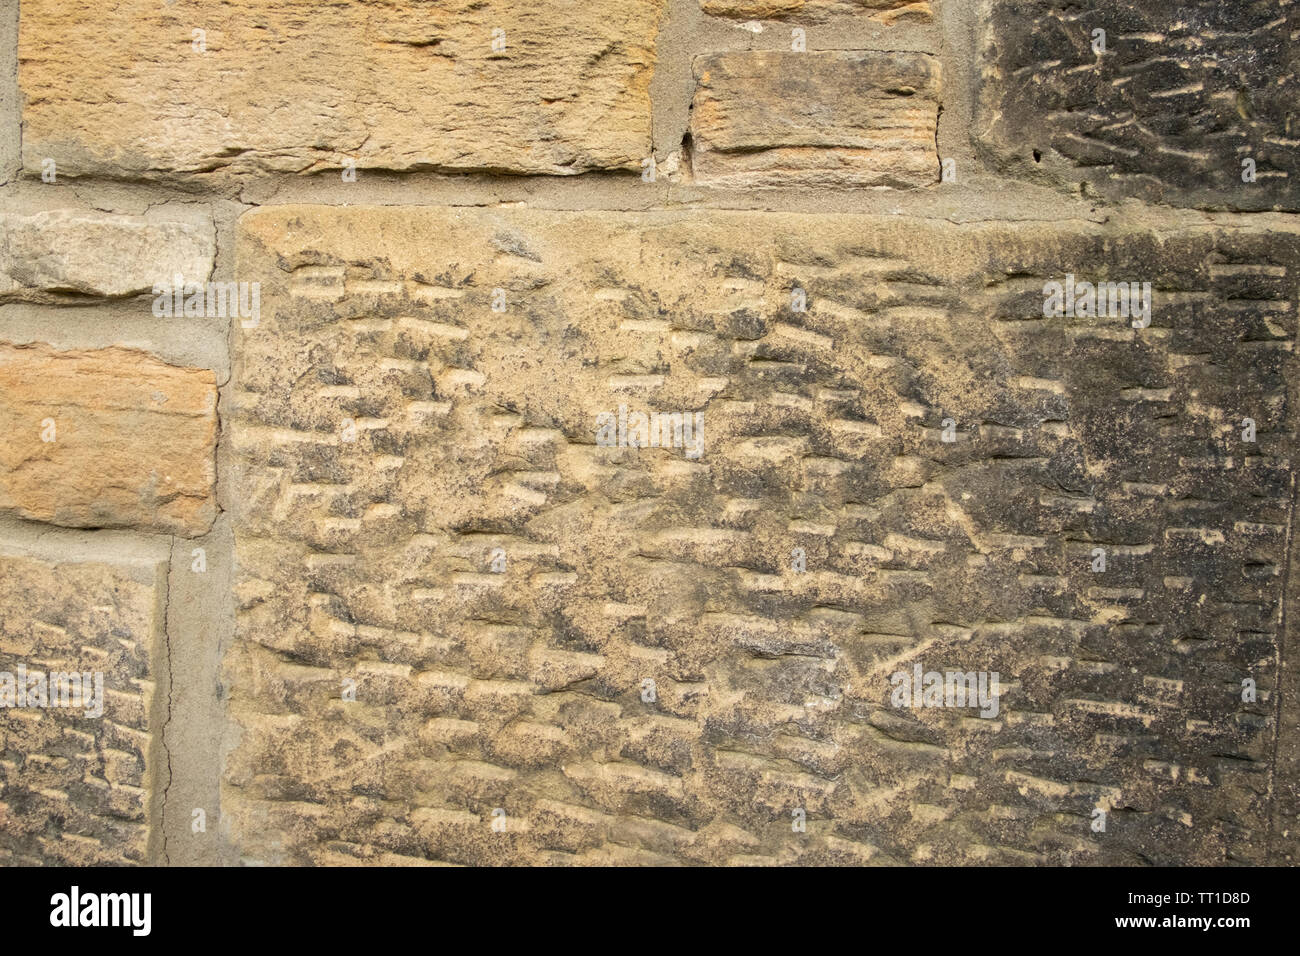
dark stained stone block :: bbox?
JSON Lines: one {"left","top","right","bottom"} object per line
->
{"left": 976, "top": 0, "right": 1299, "bottom": 210}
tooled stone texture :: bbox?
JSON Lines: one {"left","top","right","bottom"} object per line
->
{"left": 226, "top": 204, "right": 1297, "bottom": 865}
{"left": 0, "top": 210, "right": 215, "bottom": 301}
{"left": 0, "top": 555, "right": 164, "bottom": 865}
{"left": 976, "top": 0, "right": 1300, "bottom": 210}
{"left": 688, "top": 51, "right": 941, "bottom": 189}
{"left": 19, "top": 0, "right": 665, "bottom": 183}
{"left": 0, "top": 344, "right": 218, "bottom": 536}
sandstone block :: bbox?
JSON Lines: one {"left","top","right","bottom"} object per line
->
{"left": 0, "top": 554, "right": 164, "bottom": 865}
{"left": 0, "top": 344, "right": 218, "bottom": 536}
{"left": 0, "top": 210, "right": 215, "bottom": 301}
{"left": 700, "top": 0, "right": 932, "bottom": 23}
{"left": 976, "top": 0, "right": 1299, "bottom": 210}
{"left": 19, "top": 0, "right": 664, "bottom": 183}
{"left": 689, "top": 51, "right": 940, "bottom": 188}
{"left": 226, "top": 205, "right": 1298, "bottom": 865}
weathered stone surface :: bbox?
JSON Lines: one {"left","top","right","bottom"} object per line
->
{"left": 1275, "top": 484, "right": 1300, "bottom": 864}
{"left": 700, "top": 0, "right": 932, "bottom": 23}
{"left": 19, "top": 0, "right": 664, "bottom": 183}
{"left": 689, "top": 51, "right": 940, "bottom": 189}
{"left": 0, "top": 344, "right": 218, "bottom": 536}
{"left": 0, "top": 0, "right": 18, "bottom": 185}
{"left": 0, "top": 554, "right": 165, "bottom": 865}
{"left": 228, "top": 205, "right": 1298, "bottom": 865}
{"left": 976, "top": 0, "right": 1300, "bottom": 210}
{"left": 0, "top": 210, "right": 215, "bottom": 301}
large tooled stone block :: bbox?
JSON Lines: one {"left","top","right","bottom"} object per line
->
{"left": 226, "top": 205, "right": 1298, "bottom": 865}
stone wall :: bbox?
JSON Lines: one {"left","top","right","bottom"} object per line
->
{"left": 1, "top": 0, "right": 1297, "bottom": 866}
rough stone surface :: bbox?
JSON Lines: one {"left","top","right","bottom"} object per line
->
{"left": 0, "top": 344, "right": 218, "bottom": 537}
{"left": 18, "top": 0, "right": 665, "bottom": 183}
{"left": 0, "top": 0, "right": 18, "bottom": 184}
{"left": 1276, "top": 481, "right": 1300, "bottom": 865}
{"left": 700, "top": 0, "right": 932, "bottom": 23}
{"left": 0, "top": 554, "right": 165, "bottom": 865}
{"left": 0, "top": 210, "right": 215, "bottom": 301}
{"left": 227, "top": 205, "right": 1297, "bottom": 865}
{"left": 976, "top": 0, "right": 1300, "bottom": 210}
{"left": 689, "top": 52, "right": 940, "bottom": 189}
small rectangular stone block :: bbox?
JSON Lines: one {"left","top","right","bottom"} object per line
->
{"left": 0, "top": 210, "right": 215, "bottom": 301}
{"left": 689, "top": 51, "right": 940, "bottom": 189}
{"left": 700, "top": 0, "right": 933, "bottom": 23}
{"left": 0, "top": 344, "right": 218, "bottom": 536}
{"left": 18, "top": 0, "right": 665, "bottom": 183}
{"left": 227, "top": 205, "right": 1298, "bottom": 865}
{"left": 0, "top": 554, "right": 165, "bottom": 865}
